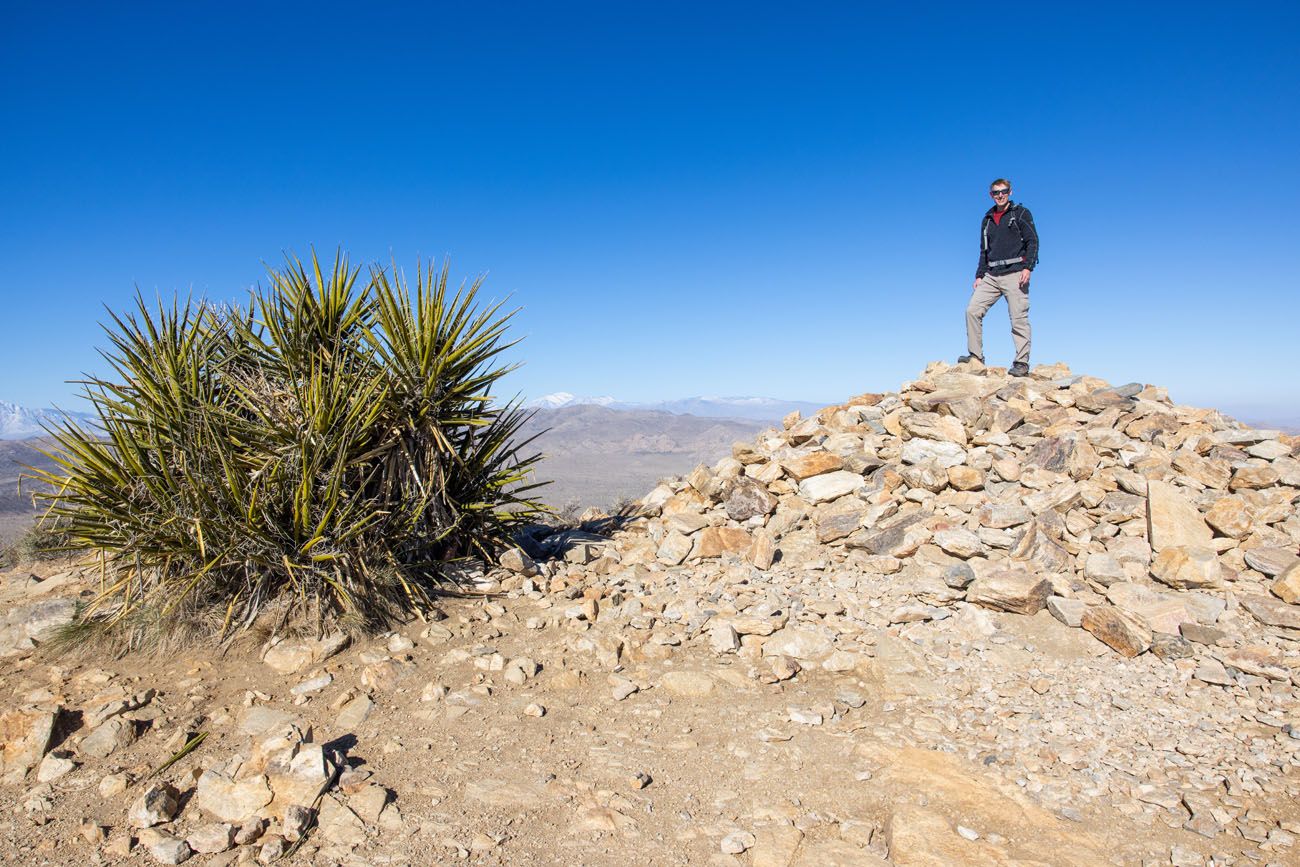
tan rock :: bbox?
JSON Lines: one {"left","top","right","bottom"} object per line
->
{"left": 900, "top": 411, "right": 968, "bottom": 445}
{"left": 750, "top": 825, "right": 803, "bottom": 867}
{"left": 0, "top": 707, "right": 57, "bottom": 776}
{"left": 689, "top": 527, "right": 752, "bottom": 559}
{"left": 1150, "top": 546, "right": 1223, "bottom": 589}
{"left": 1239, "top": 595, "right": 1300, "bottom": 630}
{"left": 965, "top": 569, "right": 1051, "bottom": 615}
{"left": 1204, "top": 496, "right": 1253, "bottom": 539}
{"left": 946, "top": 465, "right": 984, "bottom": 491}
{"left": 862, "top": 745, "right": 1108, "bottom": 866}
{"left": 791, "top": 839, "right": 889, "bottom": 866}
{"left": 1272, "top": 561, "right": 1300, "bottom": 603}
{"left": 263, "top": 633, "right": 350, "bottom": 675}
{"left": 1221, "top": 645, "right": 1290, "bottom": 681}
{"left": 1081, "top": 605, "right": 1152, "bottom": 657}
{"left": 264, "top": 744, "right": 335, "bottom": 819}
{"left": 194, "top": 771, "right": 274, "bottom": 823}
{"left": 656, "top": 531, "right": 693, "bottom": 565}
{"left": 748, "top": 530, "right": 777, "bottom": 570}
{"left": 781, "top": 452, "right": 844, "bottom": 481}
{"left": 1146, "top": 480, "right": 1212, "bottom": 552}
{"left": 1229, "top": 465, "right": 1279, "bottom": 490}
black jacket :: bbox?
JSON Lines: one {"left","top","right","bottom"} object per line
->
{"left": 976, "top": 202, "right": 1038, "bottom": 278}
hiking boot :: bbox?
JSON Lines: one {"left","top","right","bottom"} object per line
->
{"left": 1009, "top": 362, "right": 1030, "bottom": 378}
{"left": 957, "top": 354, "right": 983, "bottom": 364}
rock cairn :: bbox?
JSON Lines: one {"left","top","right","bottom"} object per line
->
{"left": 513, "top": 360, "right": 1300, "bottom": 676}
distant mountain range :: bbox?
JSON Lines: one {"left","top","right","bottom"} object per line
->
{"left": 525, "top": 392, "right": 828, "bottom": 422}
{"left": 0, "top": 401, "right": 100, "bottom": 441}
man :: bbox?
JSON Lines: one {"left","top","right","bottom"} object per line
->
{"left": 959, "top": 178, "right": 1038, "bottom": 377}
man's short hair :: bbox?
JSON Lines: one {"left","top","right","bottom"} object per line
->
{"left": 989, "top": 178, "right": 1012, "bottom": 191}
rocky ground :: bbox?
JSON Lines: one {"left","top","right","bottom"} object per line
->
{"left": 1, "top": 360, "right": 1298, "bottom": 866}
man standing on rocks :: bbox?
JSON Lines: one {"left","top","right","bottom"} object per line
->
{"left": 959, "top": 178, "right": 1039, "bottom": 377}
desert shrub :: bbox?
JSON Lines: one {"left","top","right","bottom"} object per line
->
{"left": 0, "top": 521, "right": 68, "bottom": 568}
{"left": 27, "top": 251, "right": 546, "bottom": 648}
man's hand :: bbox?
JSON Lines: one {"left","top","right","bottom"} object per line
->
{"left": 973, "top": 277, "right": 982, "bottom": 290}
{"left": 1018, "top": 269, "right": 1031, "bottom": 288}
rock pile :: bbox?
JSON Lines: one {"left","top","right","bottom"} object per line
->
{"left": 513, "top": 361, "right": 1298, "bottom": 675}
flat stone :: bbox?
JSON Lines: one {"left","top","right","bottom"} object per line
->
{"left": 35, "top": 750, "right": 75, "bottom": 782}
{"left": 1221, "top": 646, "right": 1289, "bottom": 681}
{"left": 1239, "top": 595, "right": 1300, "bottom": 630}
{"left": 1081, "top": 605, "right": 1152, "bottom": 657}
{"left": 947, "top": 465, "right": 984, "bottom": 490}
{"left": 748, "top": 530, "right": 777, "bottom": 570}
{"left": 1193, "top": 658, "right": 1234, "bottom": 685}
{"left": 900, "top": 412, "right": 968, "bottom": 445}
{"left": 499, "top": 547, "right": 538, "bottom": 575}
{"left": 782, "top": 452, "right": 844, "bottom": 481}
{"left": 1230, "top": 465, "right": 1279, "bottom": 490}
{"left": 1180, "top": 623, "right": 1226, "bottom": 645}
{"left": 1146, "top": 480, "right": 1212, "bottom": 552}
{"left": 238, "top": 706, "right": 292, "bottom": 736}
{"left": 265, "top": 744, "right": 335, "bottom": 819}
{"left": 1243, "top": 546, "right": 1300, "bottom": 577}
{"left": 194, "top": 771, "right": 274, "bottom": 823}
{"left": 316, "top": 794, "right": 367, "bottom": 845}
{"left": 262, "top": 633, "right": 349, "bottom": 675}
{"left": 933, "top": 528, "right": 983, "bottom": 559}
{"left": 799, "top": 470, "right": 865, "bottom": 503}
{"left": 966, "top": 569, "right": 1051, "bottom": 615}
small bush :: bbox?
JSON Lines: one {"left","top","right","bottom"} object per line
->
{"left": 27, "top": 251, "right": 546, "bottom": 648}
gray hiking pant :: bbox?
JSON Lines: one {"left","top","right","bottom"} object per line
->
{"left": 966, "top": 272, "right": 1031, "bottom": 365}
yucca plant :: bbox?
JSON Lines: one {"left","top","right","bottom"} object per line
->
{"left": 28, "top": 250, "right": 546, "bottom": 649}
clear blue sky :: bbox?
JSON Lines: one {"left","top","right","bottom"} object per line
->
{"left": 3, "top": 2, "right": 1298, "bottom": 421}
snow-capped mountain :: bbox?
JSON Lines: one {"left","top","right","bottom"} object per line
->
{"left": 0, "top": 401, "right": 98, "bottom": 440}
{"left": 526, "top": 392, "right": 620, "bottom": 410}
{"left": 525, "top": 393, "right": 828, "bottom": 422}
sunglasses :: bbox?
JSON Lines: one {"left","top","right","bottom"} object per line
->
{"left": 990, "top": 189, "right": 1010, "bottom": 196}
